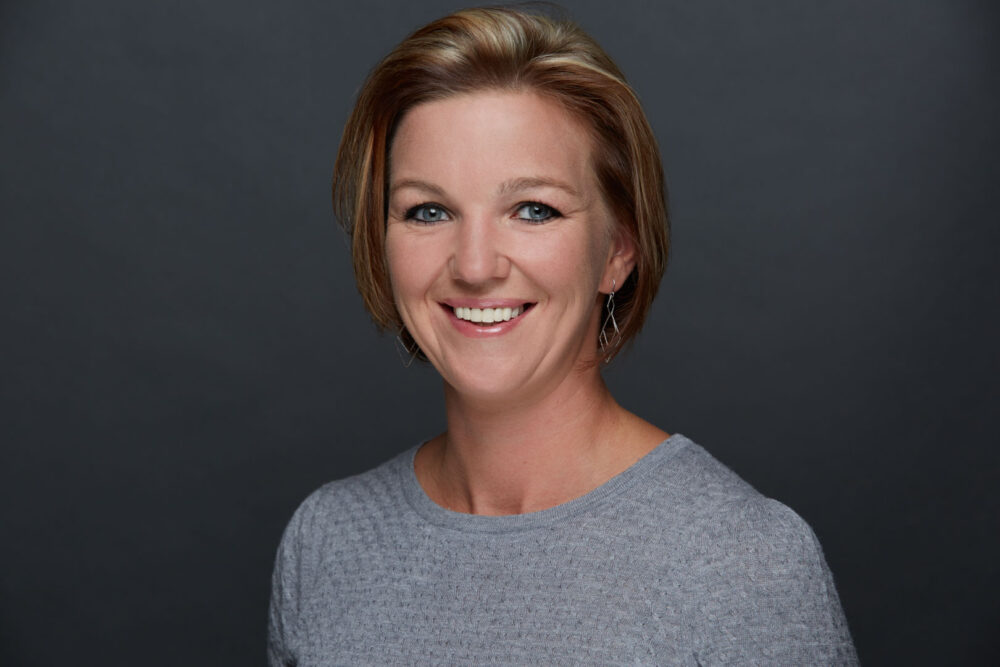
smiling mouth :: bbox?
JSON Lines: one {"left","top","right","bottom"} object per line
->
{"left": 450, "top": 303, "right": 534, "bottom": 324}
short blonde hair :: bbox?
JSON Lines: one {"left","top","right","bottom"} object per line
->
{"left": 333, "top": 6, "right": 668, "bottom": 361}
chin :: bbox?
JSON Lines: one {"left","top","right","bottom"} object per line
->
{"left": 441, "top": 366, "right": 538, "bottom": 404}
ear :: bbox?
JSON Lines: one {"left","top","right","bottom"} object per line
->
{"left": 601, "top": 226, "right": 638, "bottom": 294}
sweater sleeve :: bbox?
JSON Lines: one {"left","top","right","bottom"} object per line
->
{"left": 267, "top": 495, "right": 314, "bottom": 667}
{"left": 689, "top": 497, "right": 859, "bottom": 666}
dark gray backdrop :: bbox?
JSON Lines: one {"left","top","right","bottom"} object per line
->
{"left": 2, "top": 0, "right": 997, "bottom": 664}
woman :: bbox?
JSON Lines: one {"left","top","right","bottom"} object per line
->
{"left": 269, "top": 7, "right": 857, "bottom": 665}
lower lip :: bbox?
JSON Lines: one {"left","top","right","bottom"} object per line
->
{"left": 444, "top": 305, "right": 531, "bottom": 337}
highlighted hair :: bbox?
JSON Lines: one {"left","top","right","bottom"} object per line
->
{"left": 334, "top": 6, "right": 668, "bottom": 361}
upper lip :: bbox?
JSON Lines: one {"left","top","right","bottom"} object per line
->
{"left": 441, "top": 298, "right": 534, "bottom": 309}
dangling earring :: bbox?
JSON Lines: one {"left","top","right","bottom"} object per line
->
{"left": 394, "top": 326, "right": 419, "bottom": 368}
{"left": 598, "top": 279, "right": 620, "bottom": 363}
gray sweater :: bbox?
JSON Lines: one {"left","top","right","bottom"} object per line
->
{"left": 268, "top": 434, "right": 858, "bottom": 665}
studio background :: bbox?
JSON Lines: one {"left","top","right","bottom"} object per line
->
{"left": 2, "top": 0, "right": 997, "bottom": 664}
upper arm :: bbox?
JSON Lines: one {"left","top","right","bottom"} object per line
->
{"left": 267, "top": 493, "right": 320, "bottom": 667}
{"left": 689, "top": 498, "right": 858, "bottom": 665}
{"left": 268, "top": 523, "right": 297, "bottom": 666}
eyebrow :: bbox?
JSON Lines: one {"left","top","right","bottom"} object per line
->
{"left": 497, "top": 176, "right": 580, "bottom": 198}
{"left": 389, "top": 176, "right": 580, "bottom": 199}
{"left": 389, "top": 179, "right": 447, "bottom": 198}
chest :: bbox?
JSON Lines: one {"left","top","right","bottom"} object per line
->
{"left": 293, "top": 536, "right": 694, "bottom": 665}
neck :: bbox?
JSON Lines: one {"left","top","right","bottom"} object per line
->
{"left": 415, "top": 364, "right": 662, "bottom": 515}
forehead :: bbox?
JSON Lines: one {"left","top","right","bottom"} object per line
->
{"left": 389, "top": 90, "right": 596, "bottom": 194}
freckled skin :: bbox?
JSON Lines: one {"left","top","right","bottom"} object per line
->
{"left": 386, "top": 90, "right": 665, "bottom": 516}
{"left": 386, "top": 90, "right": 629, "bottom": 405}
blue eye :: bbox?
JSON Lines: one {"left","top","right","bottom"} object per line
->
{"left": 406, "top": 204, "right": 450, "bottom": 223}
{"left": 515, "top": 202, "right": 561, "bottom": 222}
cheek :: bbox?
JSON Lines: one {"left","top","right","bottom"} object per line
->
{"left": 385, "top": 230, "right": 437, "bottom": 303}
{"left": 385, "top": 235, "right": 412, "bottom": 299}
{"left": 538, "top": 224, "right": 611, "bottom": 281}
{"left": 515, "top": 232, "right": 608, "bottom": 302}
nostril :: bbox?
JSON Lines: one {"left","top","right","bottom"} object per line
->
{"left": 449, "top": 231, "right": 510, "bottom": 283}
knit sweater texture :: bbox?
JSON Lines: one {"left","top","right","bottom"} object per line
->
{"left": 268, "top": 434, "right": 858, "bottom": 665}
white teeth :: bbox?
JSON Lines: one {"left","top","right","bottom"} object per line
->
{"left": 452, "top": 305, "right": 526, "bottom": 324}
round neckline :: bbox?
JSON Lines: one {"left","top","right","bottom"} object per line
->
{"left": 398, "top": 433, "right": 690, "bottom": 534}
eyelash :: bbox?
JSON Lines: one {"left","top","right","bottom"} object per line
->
{"left": 404, "top": 203, "right": 449, "bottom": 224}
{"left": 403, "top": 202, "right": 563, "bottom": 224}
{"left": 515, "top": 202, "right": 562, "bottom": 223}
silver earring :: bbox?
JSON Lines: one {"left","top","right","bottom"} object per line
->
{"left": 599, "top": 279, "right": 620, "bottom": 363}
{"left": 394, "top": 326, "right": 419, "bottom": 368}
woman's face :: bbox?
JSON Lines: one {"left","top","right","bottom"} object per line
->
{"left": 386, "top": 89, "right": 635, "bottom": 403}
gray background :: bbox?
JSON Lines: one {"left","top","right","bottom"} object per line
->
{"left": 2, "top": 0, "right": 997, "bottom": 664}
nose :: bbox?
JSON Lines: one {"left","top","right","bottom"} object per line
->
{"left": 448, "top": 214, "right": 510, "bottom": 285}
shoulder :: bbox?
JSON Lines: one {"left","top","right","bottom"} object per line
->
{"left": 675, "top": 439, "right": 819, "bottom": 549}
{"left": 268, "top": 448, "right": 414, "bottom": 625}
{"left": 649, "top": 437, "right": 831, "bottom": 591}
{"left": 267, "top": 450, "right": 414, "bottom": 665}
{"left": 278, "top": 447, "right": 414, "bottom": 554}
{"left": 271, "top": 445, "right": 418, "bottom": 595}
{"left": 652, "top": 436, "right": 857, "bottom": 664}
{"left": 638, "top": 436, "right": 789, "bottom": 534}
